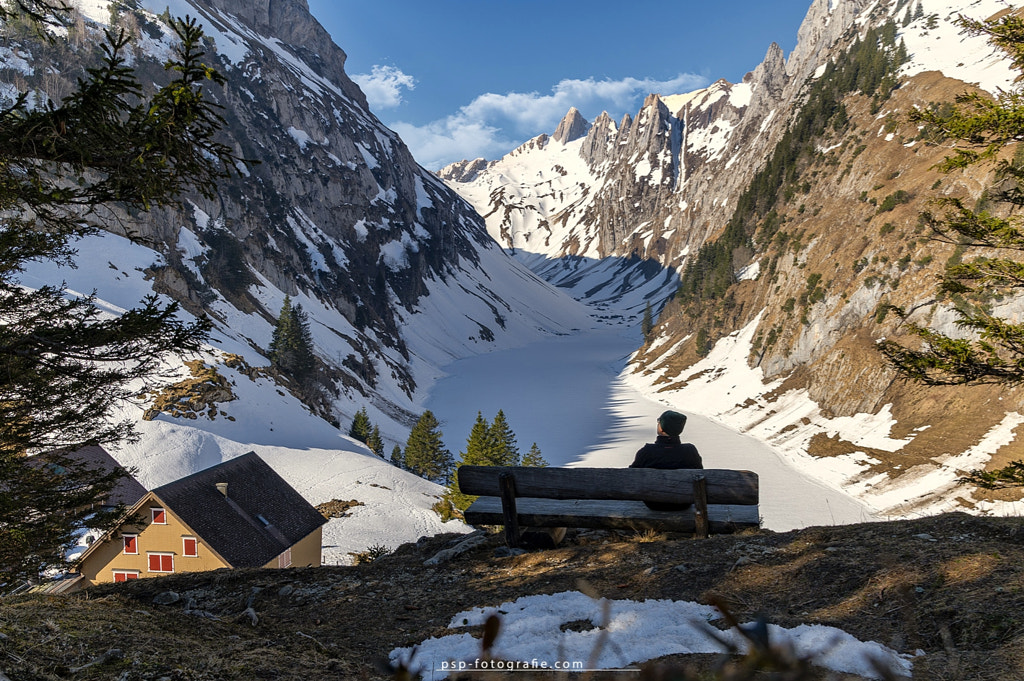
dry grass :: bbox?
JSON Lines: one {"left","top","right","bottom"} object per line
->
{"left": 1, "top": 513, "right": 1023, "bottom": 680}
{"left": 631, "top": 528, "right": 668, "bottom": 543}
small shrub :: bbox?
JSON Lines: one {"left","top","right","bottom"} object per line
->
{"left": 350, "top": 543, "right": 391, "bottom": 564}
{"left": 432, "top": 493, "right": 462, "bottom": 522}
{"left": 877, "top": 189, "right": 911, "bottom": 213}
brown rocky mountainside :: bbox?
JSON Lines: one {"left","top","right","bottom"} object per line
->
{"left": 631, "top": 65, "right": 1024, "bottom": 516}
{"left": 2, "top": 514, "right": 1022, "bottom": 680}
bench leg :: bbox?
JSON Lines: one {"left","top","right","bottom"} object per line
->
{"left": 499, "top": 472, "right": 521, "bottom": 547}
{"left": 693, "top": 475, "right": 709, "bottom": 539}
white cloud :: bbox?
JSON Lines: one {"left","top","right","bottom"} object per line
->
{"left": 390, "top": 118, "right": 516, "bottom": 174}
{"left": 388, "top": 73, "right": 709, "bottom": 170}
{"left": 463, "top": 74, "right": 708, "bottom": 132}
{"left": 352, "top": 65, "right": 416, "bottom": 109}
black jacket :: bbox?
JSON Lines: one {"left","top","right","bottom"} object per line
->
{"left": 629, "top": 435, "right": 703, "bottom": 511}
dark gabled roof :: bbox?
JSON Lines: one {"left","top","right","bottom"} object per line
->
{"left": 34, "top": 445, "right": 147, "bottom": 508}
{"left": 151, "top": 452, "right": 326, "bottom": 569}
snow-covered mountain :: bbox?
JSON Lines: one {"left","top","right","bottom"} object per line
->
{"left": 9, "top": 0, "right": 1024, "bottom": 559}
{"left": 5, "top": 0, "right": 594, "bottom": 560}
{"left": 441, "top": 0, "right": 1024, "bottom": 518}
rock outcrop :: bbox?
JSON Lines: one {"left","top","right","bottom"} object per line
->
{"left": 552, "top": 107, "right": 590, "bottom": 144}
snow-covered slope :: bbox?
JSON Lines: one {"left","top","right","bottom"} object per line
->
{"left": 6, "top": 0, "right": 594, "bottom": 561}
{"left": 21, "top": 0, "right": 599, "bottom": 422}
{"left": 21, "top": 231, "right": 480, "bottom": 564}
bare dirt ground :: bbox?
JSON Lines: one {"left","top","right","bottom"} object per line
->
{"left": 1, "top": 512, "right": 1022, "bottom": 680}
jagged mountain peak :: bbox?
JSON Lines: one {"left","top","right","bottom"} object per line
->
{"left": 786, "top": 0, "right": 873, "bottom": 82}
{"left": 552, "top": 107, "right": 590, "bottom": 144}
{"left": 641, "top": 92, "right": 664, "bottom": 108}
{"left": 747, "top": 40, "right": 789, "bottom": 98}
{"left": 435, "top": 157, "right": 493, "bottom": 184}
{"left": 618, "top": 112, "right": 633, "bottom": 137}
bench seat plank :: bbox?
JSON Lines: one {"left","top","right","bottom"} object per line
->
{"left": 464, "top": 497, "right": 759, "bottom": 534}
{"left": 457, "top": 466, "right": 758, "bottom": 506}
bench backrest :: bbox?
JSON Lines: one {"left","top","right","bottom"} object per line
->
{"left": 457, "top": 466, "right": 759, "bottom": 506}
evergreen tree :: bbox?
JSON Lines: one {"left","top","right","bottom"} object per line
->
{"left": 878, "top": 13, "right": 1024, "bottom": 486}
{"left": 448, "top": 410, "right": 525, "bottom": 511}
{"left": 902, "top": 6, "right": 913, "bottom": 26}
{"left": 403, "top": 411, "right": 453, "bottom": 483}
{"left": 0, "top": 7, "right": 241, "bottom": 584}
{"left": 367, "top": 425, "right": 384, "bottom": 457}
{"left": 389, "top": 444, "right": 404, "bottom": 469}
{"left": 522, "top": 442, "right": 549, "bottom": 467}
{"left": 489, "top": 409, "right": 520, "bottom": 466}
{"left": 447, "top": 412, "right": 495, "bottom": 512}
{"left": 459, "top": 411, "right": 499, "bottom": 466}
{"left": 349, "top": 406, "right": 371, "bottom": 443}
{"left": 268, "top": 296, "right": 316, "bottom": 383}
{"left": 914, "top": 0, "right": 924, "bottom": 20}
{"left": 641, "top": 301, "right": 654, "bottom": 341}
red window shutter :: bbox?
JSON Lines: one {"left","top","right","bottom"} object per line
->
{"left": 151, "top": 508, "right": 166, "bottom": 524}
{"left": 123, "top": 535, "right": 137, "bottom": 554}
{"left": 183, "top": 538, "right": 197, "bottom": 557}
{"left": 114, "top": 572, "right": 126, "bottom": 582}
{"left": 125, "top": 572, "right": 138, "bottom": 580}
{"left": 161, "top": 554, "right": 173, "bottom": 572}
{"left": 148, "top": 554, "right": 161, "bottom": 572}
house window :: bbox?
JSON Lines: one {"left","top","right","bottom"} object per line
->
{"left": 122, "top": 534, "right": 138, "bottom": 555}
{"left": 182, "top": 537, "right": 197, "bottom": 557}
{"left": 151, "top": 508, "right": 166, "bottom": 524}
{"left": 112, "top": 570, "right": 140, "bottom": 582}
{"left": 278, "top": 547, "right": 292, "bottom": 568}
{"left": 147, "top": 552, "right": 174, "bottom": 573}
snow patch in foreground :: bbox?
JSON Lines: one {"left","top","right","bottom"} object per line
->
{"left": 391, "top": 591, "right": 913, "bottom": 680}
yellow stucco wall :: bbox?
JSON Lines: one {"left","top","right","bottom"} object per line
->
{"left": 79, "top": 495, "right": 229, "bottom": 586}
{"left": 261, "top": 526, "right": 323, "bottom": 568}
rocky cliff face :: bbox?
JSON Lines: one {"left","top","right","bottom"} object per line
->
{"left": 441, "top": 0, "right": 1024, "bottom": 517}
{"left": 4, "top": 0, "right": 587, "bottom": 439}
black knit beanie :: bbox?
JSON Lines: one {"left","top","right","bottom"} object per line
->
{"left": 658, "top": 410, "right": 686, "bottom": 437}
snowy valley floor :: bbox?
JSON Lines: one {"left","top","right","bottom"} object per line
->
{"left": 425, "top": 324, "right": 874, "bottom": 531}
{"left": 5, "top": 513, "right": 1023, "bottom": 680}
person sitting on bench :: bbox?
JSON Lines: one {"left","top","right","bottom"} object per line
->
{"left": 629, "top": 410, "right": 703, "bottom": 511}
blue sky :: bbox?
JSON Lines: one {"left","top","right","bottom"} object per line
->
{"left": 307, "top": 1, "right": 814, "bottom": 170}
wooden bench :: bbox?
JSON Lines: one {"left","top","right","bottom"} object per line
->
{"left": 458, "top": 466, "right": 759, "bottom": 547}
